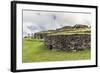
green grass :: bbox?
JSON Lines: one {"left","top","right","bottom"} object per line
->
{"left": 34, "top": 27, "right": 91, "bottom": 36}
{"left": 48, "top": 28, "right": 91, "bottom": 35}
{"left": 22, "top": 38, "right": 91, "bottom": 63}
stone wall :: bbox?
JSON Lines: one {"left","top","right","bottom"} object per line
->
{"left": 44, "top": 34, "right": 91, "bottom": 51}
{"left": 34, "top": 33, "right": 48, "bottom": 39}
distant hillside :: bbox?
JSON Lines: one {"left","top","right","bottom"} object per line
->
{"left": 33, "top": 24, "right": 90, "bottom": 39}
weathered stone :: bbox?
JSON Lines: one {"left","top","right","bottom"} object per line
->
{"left": 44, "top": 34, "right": 91, "bottom": 51}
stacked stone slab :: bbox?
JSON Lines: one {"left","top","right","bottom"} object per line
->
{"left": 44, "top": 34, "right": 91, "bottom": 51}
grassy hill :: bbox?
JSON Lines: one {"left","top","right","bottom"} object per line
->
{"left": 34, "top": 25, "right": 90, "bottom": 38}
{"left": 48, "top": 28, "right": 90, "bottom": 35}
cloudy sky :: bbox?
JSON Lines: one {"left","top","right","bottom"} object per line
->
{"left": 23, "top": 10, "right": 91, "bottom": 37}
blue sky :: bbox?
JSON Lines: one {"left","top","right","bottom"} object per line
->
{"left": 23, "top": 10, "right": 91, "bottom": 37}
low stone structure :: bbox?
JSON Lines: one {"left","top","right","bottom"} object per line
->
{"left": 44, "top": 34, "right": 91, "bottom": 51}
{"left": 34, "top": 32, "right": 47, "bottom": 39}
